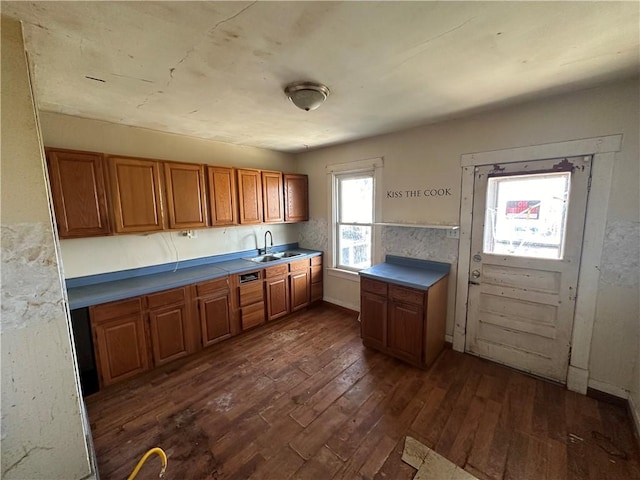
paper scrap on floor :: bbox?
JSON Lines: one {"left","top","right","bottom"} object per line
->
{"left": 402, "top": 436, "right": 478, "bottom": 480}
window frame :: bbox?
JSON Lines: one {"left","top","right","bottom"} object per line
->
{"left": 326, "top": 157, "right": 383, "bottom": 279}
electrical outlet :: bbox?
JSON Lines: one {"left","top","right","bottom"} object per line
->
{"left": 446, "top": 227, "right": 460, "bottom": 239}
{"left": 185, "top": 230, "right": 197, "bottom": 239}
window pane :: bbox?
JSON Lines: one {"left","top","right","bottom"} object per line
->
{"left": 339, "top": 176, "right": 372, "bottom": 223}
{"left": 483, "top": 172, "right": 571, "bottom": 259}
{"left": 338, "top": 225, "right": 371, "bottom": 269}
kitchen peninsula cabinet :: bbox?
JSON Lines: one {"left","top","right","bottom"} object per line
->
{"left": 90, "top": 298, "right": 150, "bottom": 387}
{"left": 237, "top": 168, "right": 263, "bottom": 224}
{"left": 207, "top": 166, "right": 238, "bottom": 226}
{"left": 359, "top": 257, "right": 449, "bottom": 369}
{"left": 147, "top": 287, "right": 192, "bottom": 366}
{"left": 284, "top": 173, "right": 309, "bottom": 222}
{"left": 108, "top": 156, "right": 165, "bottom": 233}
{"left": 195, "top": 277, "right": 232, "bottom": 347}
{"left": 46, "top": 148, "right": 111, "bottom": 238}
{"left": 262, "top": 170, "right": 284, "bottom": 223}
{"left": 163, "top": 162, "right": 208, "bottom": 229}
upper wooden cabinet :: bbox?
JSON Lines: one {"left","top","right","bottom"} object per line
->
{"left": 284, "top": 174, "right": 309, "bottom": 223}
{"left": 237, "top": 168, "right": 263, "bottom": 224}
{"left": 46, "top": 148, "right": 111, "bottom": 238}
{"left": 163, "top": 162, "right": 208, "bottom": 229}
{"left": 262, "top": 170, "right": 284, "bottom": 223}
{"left": 108, "top": 156, "right": 165, "bottom": 233}
{"left": 207, "top": 166, "right": 237, "bottom": 226}
{"left": 46, "top": 146, "right": 310, "bottom": 236}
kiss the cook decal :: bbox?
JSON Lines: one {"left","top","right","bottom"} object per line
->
{"left": 386, "top": 187, "right": 453, "bottom": 198}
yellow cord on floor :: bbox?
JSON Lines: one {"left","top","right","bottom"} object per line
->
{"left": 127, "top": 447, "right": 168, "bottom": 480}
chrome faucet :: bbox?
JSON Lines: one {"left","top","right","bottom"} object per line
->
{"left": 264, "top": 230, "right": 273, "bottom": 255}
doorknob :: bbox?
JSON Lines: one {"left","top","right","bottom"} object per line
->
{"left": 471, "top": 270, "right": 481, "bottom": 279}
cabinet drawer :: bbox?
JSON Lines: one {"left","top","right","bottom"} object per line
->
{"left": 196, "top": 277, "right": 229, "bottom": 297}
{"left": 289, "top": 258, "right": 310, "bottom": 272}
{"left": 311, "top": 255, "right": 322, "bottom": 266}
{"left": 389, "top": 284, "right": 424, "bottom": 305}
{"left": 361, "top": 277, "right": 388, "bottom": 296}
{"left": 91, "top": 297, "right": 142, "bottom": 323}
{"left": 146, "top": 287, "right": 186, "bottom": 309}
{"left": 265, "top": 264, "right": 288, "bottom": 278}
{"left": 239, "top": 281, "right": 264, "bottom": 307}
{"left": 241, "top": 302, "right": 265, "bottom": 330}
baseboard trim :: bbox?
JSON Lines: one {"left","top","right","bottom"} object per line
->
{"left": 629, "top": 394, "right": 640, "bottom": 450}
{"left": 587, "top": 378, "right": 630, "bottom": 400}
{"left": 323, "top": 296, "right": 359, "bottom": 313}
{"left": 587, "top": 387, "right": 628, "bottom": 407}
{"left": 321, "top": 300, "right": 359, "bottom": 318}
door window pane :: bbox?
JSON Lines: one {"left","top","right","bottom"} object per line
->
{"left": 483, "top": 172, "right": 571, "bottom": 259}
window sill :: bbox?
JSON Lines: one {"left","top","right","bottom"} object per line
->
{"left": 326, "top": 268, "right": 361, "bottom": 282}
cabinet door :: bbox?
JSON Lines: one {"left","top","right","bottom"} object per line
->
{"left": 284, "top": 174, "right": 309, "bottom": 222}
{"left": 262, "top": 170, "right": 284, "bottom": 223}
{"left": 149, "top": 304, "right": 189, "bottom": 366}
{"left": 46, "top": 149, "right": 111, "bottom": 238}
{"left": 92, "top": 312, "right": 150, "bottom": 387}
{"left": 266, "top": 276, "right": 289, "bottom": 320}
{"left": 237, "top": 168, "right": 263, "bottom": 224}
{"left": 207, "top": 166, "right": 237, "bottom": 226}
{"left": 388, "top": 301, "right": 424, "bottom": 364}
{"left": 164, "top": 162, "right": 208, "bottom": 229}
{"left": 108, "top": 156, "right": 165, "bottom": 233}
{"left": 290, "top": 270, "right": 310, "bottom": 312}
{"left": 360, "top": 291, "right": 387, "bottom": 350}
{"left": 199, "top": 294, "right": 231, "bottom": 347}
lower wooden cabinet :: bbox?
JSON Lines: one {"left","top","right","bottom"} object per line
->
{"left": 87, "top": 255, "right": 323, "bottom": 390}
{"left": 195, "top": 277, "right": 232, "bottom": 347}
{"left": 310, "top": 255, "right": 323, "bottom": 303}
{"left": 147, "top": 287, "right": 191, "bottom": 366}
{"left": 289, "top": 258, "right": 310, "bottom": 312}
{"left": 360, "top": 289, "right": 387, "bottom": 351}
{"left": 265, "top": 264, "right": 289, "bottom": 321}
{"left": 359, "top": 275, "right": 448, "bottom": 368}
{"left": 236, "top": 271, "right": 266, "bottom": 331}
{"left": 90, "top": 298, "right": 150, "bottom": 387}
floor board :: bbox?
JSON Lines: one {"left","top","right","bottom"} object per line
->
{"left": 86, "top": 304, "right": 640, "bottom": 480}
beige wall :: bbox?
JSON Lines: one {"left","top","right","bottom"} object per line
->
{"left": 297, "top": 78, "right": 639, "bottom": 396}
{"left": 40, "top": 113, "right": 299, "bottom": 278}
{"left": 1, "top": 17, "right": 93, "bottom": 479}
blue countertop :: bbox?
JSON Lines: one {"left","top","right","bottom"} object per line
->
{"left": 67, "top": 246, "right": 321, "bottom": 310}
{"left": 358, "top": 255, "right": 450, "bottom": 290}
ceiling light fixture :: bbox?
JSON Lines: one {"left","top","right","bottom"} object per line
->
{"left": 284, "top": 81, "right": 330, "bottom": 111}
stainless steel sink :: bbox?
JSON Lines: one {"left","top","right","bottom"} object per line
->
{"left": 275, "top": 251, "right": 302, "bottom": 258}
{"left": 249, "top": 255, "right": 280, "bottom": 263}
{"left": 248, "top": 251, "right": 303, "bottom": 263}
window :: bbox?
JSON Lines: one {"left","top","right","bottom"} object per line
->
{"left": 335, "top": 173, "right": 373, "bottom": 270}
{"left": 327, "top": 157, "right": 382, "bottom": 274}
{"left": 483, "top": 172, "right": 571, "bottom": 259}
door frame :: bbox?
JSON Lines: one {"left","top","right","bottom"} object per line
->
{"left": 453, "top": 135, "right": 622, "bottom": 394}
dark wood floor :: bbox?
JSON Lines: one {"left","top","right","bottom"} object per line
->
{"left": 86, "top": 304, "right": 640, "bottom": 480}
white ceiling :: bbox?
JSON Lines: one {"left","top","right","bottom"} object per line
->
{"left": 3, "top": 1, "right": 639, "bottom": 153}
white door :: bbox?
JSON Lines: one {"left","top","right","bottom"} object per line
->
{"left": 466, "top": 156, "right": 591, "bottom": 383}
